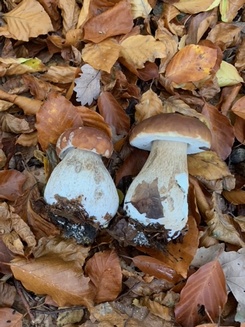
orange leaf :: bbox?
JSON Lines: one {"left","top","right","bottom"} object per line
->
{"left": 35, "top": 92, "right": 83, "bottom": 150}
{"left": 165, "top": 44, "right": 217, "bottom": 85}
{"left": 175, "top": 260, "right": 227, "bottom": 327}
{"left": 0, "top": 170, "right": 26, "bottom": 201}
{"left": 97, "top": 91, "right": 130, "bottom": 138}
{"left": 85, "top": 250, "right": 122, "bottom": 303}
{"left": 132, "top": 255, "right": 180, "bottom": 282}
{"left": 231, "top": 96, "right": 245, "bottom": 120}
{"left": 0, "top": 308, "right": 22, "bottom": 327}
{"left": 83, "top": 0, "right": 133, "bottom": 43}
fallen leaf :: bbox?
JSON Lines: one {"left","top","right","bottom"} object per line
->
{"left": 0, "top": 113, "right": 33, "bottom": 134}
{"left": 85, "top": 250, "right": 122, "bottom": 303}
{"left": 97, "top": 91, "right": 130, "bottom": 139}
{"left": 173, "top": 0, "right": 220, "bottom": 14}
{"left": 2, "top": 0, "right": 54, "bottom": 41}
{"left": 83, "top": 0, "right": 133, "bottom": 43}
{"left": 135, "top": 89, "right": 163, "bottom": 122}
{"left": 57, "top": 0, "right": 80, "bottom": 34}
{"left": 0, "top": 170, "right": 26, "bottom": 201}
{"left": 40, "top": 65, "right": 78, "bottom": 84}
{"left": 138, "top": 297, "right": 172, "bottom": 321}
{"left": 130, "top": 0, "right": 152, "bottom": 19}
{"left": 216, "top": 61, "right": 243, "bottom": 87}
{"left": 231, "top": 96, "right": 245, "bottom": 120}
{"left": 132, "top": 255, "right": 180, "bottom": 282}
{"left": 82, "top": 38, "right": 121, "bottom": 73}
{"left": 0, "top": 283, "right": 16, "bottom": 307}
{"left": 175, "top": 260, "right": 227, "bottom": 327}
{"left": 120, "top": 35, "right": 167, "bottom": 69}
{"left": 11, "top": 255, "right": 94, "bottom": 307}
{"left": 165, "top": 44, "right": 218, "bottom": 88}
{"left": 0, "top": 57, "right": 46, "bottom": 76}
{"left": 220, "top": 0, "right": 245, "bottom": 22}
{"left": 35, "top": 92, "right": 83, "bottom": 150}
{"left": 188, "top": 151, "right": 235, "bottom": 192}
{"left": 0, "top": 308, "right": 23, "bottom": 327}
{"left": 222, "top": 189, "right": 245, "bottom": 205}
{"left": 74, "top": 64, "right": 101, "bottom": 105}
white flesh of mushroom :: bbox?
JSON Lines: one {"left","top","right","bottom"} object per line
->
{"left": 44, "top": 148, "right": 119, "bottom": 227}
{"left": 123, "top": 140, "right": 188, "bottom": 238}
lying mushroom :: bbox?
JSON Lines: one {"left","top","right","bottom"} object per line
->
{"left": 44, "top": 126, "right": 119, "bottom": 227}
{"left": 123, "top": 113, "right": 211, "bottom": 239}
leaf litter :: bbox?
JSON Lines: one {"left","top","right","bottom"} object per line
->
{"left": 0, "top": 0, "right": 244, "bottom": 326}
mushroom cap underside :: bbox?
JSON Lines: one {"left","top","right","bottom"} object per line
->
{"left": 129, "top": 113, "right": 211, "bottom": 154}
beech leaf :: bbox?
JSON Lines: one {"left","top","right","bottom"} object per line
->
{"left": 2, "top": 0, "right": 54, "bottom": 41}
{"left": 216, "top": 61, "right": 243, "bottom": 87}
{"left": 74, "top": 64, "right": 101, "bottom": 105}
{"left": 0, "top": 170, "right": 26, "bottom": 201}
{"left": 175, "top": 260, "right": 227, "bottom": 327}
{"left": 85, "top": 250, "right": 122, "bottom": 303}
{"left": 130, "top": 0, "right": 152, "bottom": 19}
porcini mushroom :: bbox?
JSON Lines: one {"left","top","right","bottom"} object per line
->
{"left": 44, "top": 126, "right": 119, "bottom": 227}
{"left": 123, "top": 113, "right": 211, "bottom": 239}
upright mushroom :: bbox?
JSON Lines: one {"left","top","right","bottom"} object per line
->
{"left": 44, "top": 126, "right": 119, "bottom": 227}
{"left": 123, "top": 113, "right": 211, "bottom": 239}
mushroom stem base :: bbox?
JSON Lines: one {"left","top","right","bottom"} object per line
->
{"left": 123, "top": 140, "right": 188, "bottom": 238}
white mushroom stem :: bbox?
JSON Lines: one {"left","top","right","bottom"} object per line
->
{"left": 44, "top": 148, "right": 119, "bottom": 227}
{"left": 123, "top": 140, "right": 189, "bottom": 237}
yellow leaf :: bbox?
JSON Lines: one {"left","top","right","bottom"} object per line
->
{"left": 82, "top": 39, "right": 121, "bottom": 73}
{"left": 135, "top": 89, "right": 163, "bottom": 122}
{"left": 3, "top": 0, "right": 53, "bottom": 41}
{"left": 173, "top": 0, "right": 221, "bottom": 14}
{"left": 216, "top": 61, "right": 243, "bottom": 87}
{"left": 0, "top": 57, "right": 46, "bottom": 76}
{"left": 120, "top": 35, "right": 167, "bottom": 69}
{"left": 129, "top": 0, "right": 152, "bottom": 19}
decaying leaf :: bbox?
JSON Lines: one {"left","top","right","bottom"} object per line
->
{"left": 2, "top": 0, "right": 54, "bottom": 41}
{"left": 74, "top": 64, "right": 101, "bottom": 105}
{"left": 0, "top": 57, "right": 46, "bottom": 76}
{"left": 173, "top": 0, "right": 220, "bottom": 14}
{"left": 135, "top": 89, "right": 163, "bottom": 122}
{"left": 175, "top": 260, "right": 227, "bottom": 327}
{"left": 130, "top": 0, "right": 152, "bottom": 19}
{"left": 0, "top": 170, "right": 27, "bottom": 201}
{"left": 85, "top": 250, "right": 122, "bottom": 303}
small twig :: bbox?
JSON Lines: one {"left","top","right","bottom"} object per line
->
{"left": 14, "top": 280, "right": 35, "bottom": 322}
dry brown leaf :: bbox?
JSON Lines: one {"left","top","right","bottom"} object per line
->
{"left": 235, "top": 37, "right": 245, "bottom": 71}
{"left": 83, "top": 0, "right": 134, "bottom": 43}
{"left": 138, "top": 216, "right": 199, "bottom": 278}
{"left": 82, "top": 38, "right": 121, "bottom": 73}
{"left": 0, "top": 308, "right": 23, "bottom": 327}
{"left": 130, "top": 0, "right": 152, "bottom": 19}
{"left": 175, "top": 260, "right": 227, "bottom": 327}
{"left": 0, "top": 113, "right": 33, "bottom": 134}
{"left": 120, "top": 35, "right": 167, "bottom": 69}
{"left": 173, "top": 0, "right": 219, "bottom": 14}
{"left": 16, "top": 131, "right": 38, "bottom": 147}
{"left": 2, "top": 0, "right": 54, "bottom": 41}
{"left": 165, "top": 44, "right": 218, "bottom": 90}
{"left": 97, "top": 91, "right": 130, "bottom": 140}
{"left": 135, "top": 89, "right": 163, "bottom": 122}
{"left": 207, "top": 23, "right": 242, "bottom": 49}
{"left": 132, "top": 255, "right": 180, "bottom": 282}
{"left": 222, "top": 189, "right": 245, "bottom": 205}
{"left": 231, "top": 96, "right": 245, "bottom": 120}
{"left": 76, "top": 0, "right": 92, "bottom": 28}
{"left": 11, "top": 255, "right": 94, "bottom": 307}
{"left": 138, "top": 297, "right": 172, "bottom": 321}
{"left": 58, "top": 0, "right": 80, "bottom": 34}
{"left": 89, "top": 302, "right": 127, "bottom": 326}
{"left": 40, "top": 65, "right": 78, "bottom": 84}
{"left": 0, "top": 100, "right": 13, "bottom": 112}
{"left": 0, "top": 283, "right": 16, "bottom": 307}
{"left": 188, "top": 151, "right": 235, "bottom": 192}
{"left": 233, "top": 115, "right": 245, "bottom": 144}
{"left": 220, "top": 0, "right": 245, "bottom": 22}
{"left": 206, "top": 193, "right": 245, "bottom": 247}
{"left": 0, "top": 170, "right": 26, "bottom": 201}
{"left": 85, "top": 250, "right": 122, "bottom": 303}
{"left": 35, "top": 92, "right": 83, "bottom": 150}
{"left": 162, "top": 3, "right": 184, "bottom": 37}
{"left": 0, "top": 57, "right": 46, "bottom": 76}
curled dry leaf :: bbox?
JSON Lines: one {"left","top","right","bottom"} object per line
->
{"left": 0, "top": 57, "right": 46, "bottom": 76}
{"left": 175, "top": 260, "right": 227, "bottom": 327}
{"left": 83, "top": 0, "right": 134, "bottom": 43}
{"left": 207, "top": 23, "right": 242, "bottom": 49}
{"left": 85, "top": 249, "right": 122, "bottom": 303}
{"left": 132, "top": 255, "right": 180, "bottom": 283}
{"left": 2, "top": 0, "right": 54, "bottom": 41}
{"left": 188, "top": 151, "right": 235, "bottom": 192}
{"left": 130, "top": 0, "right": 152, "bottom": 19}
{"left": 0, "top": 170, "right": 26, "bottom": 201}
{"left": 135, "top": 89, "right": 163, "bottom": 122}
{"left": 58, "top": 0, "right": 80, "bottom": 34}
{"left": 0, "top": 113, "right": 33, "bottom": 134}
{"left": 173, "top": 0, "right": 219, "bottom": 14}
{"left": 16, "top": 131, "right": 38, "bottom": 147}
{"left": 35, "top": 92, "right": 83, "bottom": 150}
{"left": 222, "top": 189, "right": 245, "bottom": 205}
{"left": 220, "top": 0, "right": 245, "bottom": 22}
{"left": 138, "top": 297, "right": 172, "bottom": 321}
{"left": 40, "top": 65, "right": 78, "bottom": 84}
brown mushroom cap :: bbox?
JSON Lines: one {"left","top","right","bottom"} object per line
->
{"left": 129, "top": 113, "right": 211, "bottom": 154}
{"left": 56, "top": 126, "right": 114, "bottom": 159}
